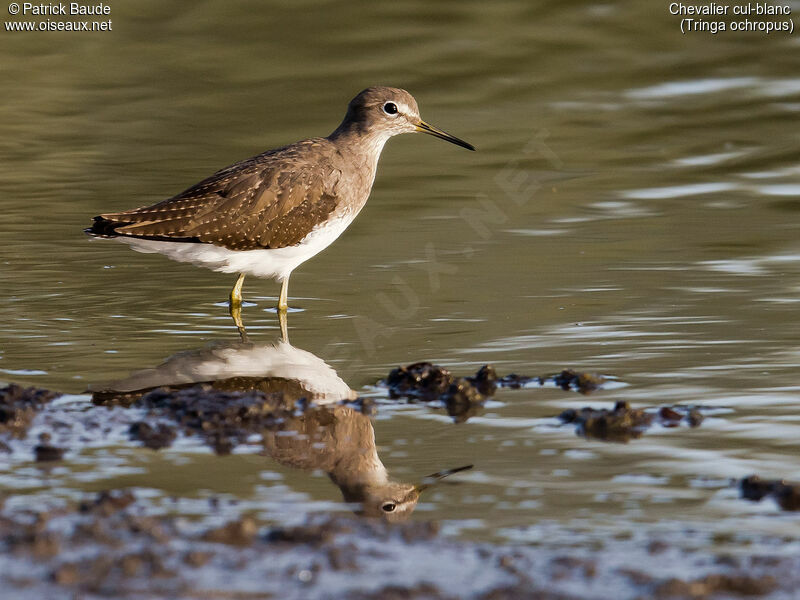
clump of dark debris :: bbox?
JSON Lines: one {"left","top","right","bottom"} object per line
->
{"left": 130, "top": 385, "right": 296, "bottom": 455}
{"left": 384, "top": 362, "right": 455, "bottom": 401}
{"left": 558, "top": 401, "right": 704, "bottom": 442}
{"left": 551, "top": 369, "right": 606, "bottom": 394}
{"left": 382, "top": 362, "right": 491, "bottom": 423}
{"left": 0, "top": 383, "right": 62, "bottom": 439}
{"left": 489, "top": 368, "right": 607, "bottom": 394}
{"left": 129, "top": 421, "right": 177, "bottom": 450}
{"left": 382, "top": 362, "right": 606, "bottom": 422}
{"left": 79, "top": 489, "right": 137, "bottom": 515}
{"left": 34, "top": 432, "right": 65, "bottom": 462}
{"left": 740, "top": 475, "right": 800, "bottom": 511}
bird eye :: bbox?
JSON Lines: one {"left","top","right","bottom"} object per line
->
{"left": 381, "top": 502, "right": 397, "bottom": 512}
{"left": 382, "top": 102, "right": 398, "bottom": 115}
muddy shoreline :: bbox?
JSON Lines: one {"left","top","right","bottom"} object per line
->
{"left": 2, "top": 365, "right": 799, "bottom": 598}
{"left": 1, "top": 487, "right": 794, "bottom": 600}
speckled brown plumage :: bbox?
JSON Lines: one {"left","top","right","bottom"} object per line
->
{"left": 88, "top": 139, "right": 344, "bottom": 251}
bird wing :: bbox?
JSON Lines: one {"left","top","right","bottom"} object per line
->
{"left": 91, "top": 140, "right": 343, "bottom": 250}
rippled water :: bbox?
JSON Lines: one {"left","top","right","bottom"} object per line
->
{"left": 2, "top": 0, "right": 800, "bottom": 569}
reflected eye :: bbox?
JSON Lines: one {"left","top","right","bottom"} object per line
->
{"left": 382, "top": 102, "right": 398, "bottom": 115}
{"left": 381, "top": 502, "right": 397, "bottom": 512}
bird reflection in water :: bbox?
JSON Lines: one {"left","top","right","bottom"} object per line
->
{"left": 90, "top": 316, "right": 471, "bottom": 521}
{"left": 264, "top": 405, "right": 471, "bottom": 521}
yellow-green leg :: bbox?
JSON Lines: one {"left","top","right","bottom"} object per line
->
{"left": 278, "top": 277, "right": 289, "bottom": 312}
{"left": 229, "top": 273, "right": 247, "bottom": 338}
{"left": 278, "top": 307, "right": 288, "bottom": 343}
{"left": 230, "top": 273, "right": 246, "bottom": 307}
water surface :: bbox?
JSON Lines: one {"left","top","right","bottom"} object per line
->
{"left": 2, "top": 0, "right": 800, "bottom": 572}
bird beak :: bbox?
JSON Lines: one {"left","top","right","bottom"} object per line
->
{"left": 414, "top": 464, "right": 473, "bottom": 493}
{"left": 416, "top": 120, "right": 475, "bottom": 151}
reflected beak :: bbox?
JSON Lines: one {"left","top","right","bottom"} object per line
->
{"left": 416, "top": 120, "right": 475, "bottom": 151}
{"left": 414, "top": 464, "right": 473, "bottom": 493}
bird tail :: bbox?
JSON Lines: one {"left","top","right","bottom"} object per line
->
{"left": 85, "top": 216, "right": 129, "bottom": 238}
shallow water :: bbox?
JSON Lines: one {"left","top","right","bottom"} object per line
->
{"left": 3, "top": 0, "right": 800, "bottom": 578}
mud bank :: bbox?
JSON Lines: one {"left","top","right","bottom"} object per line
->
{"left": 1, "top": 376, "right": 797, "bottom": 599}
{"left": 0, "top": 489, "right": 794, "bottom": 600}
